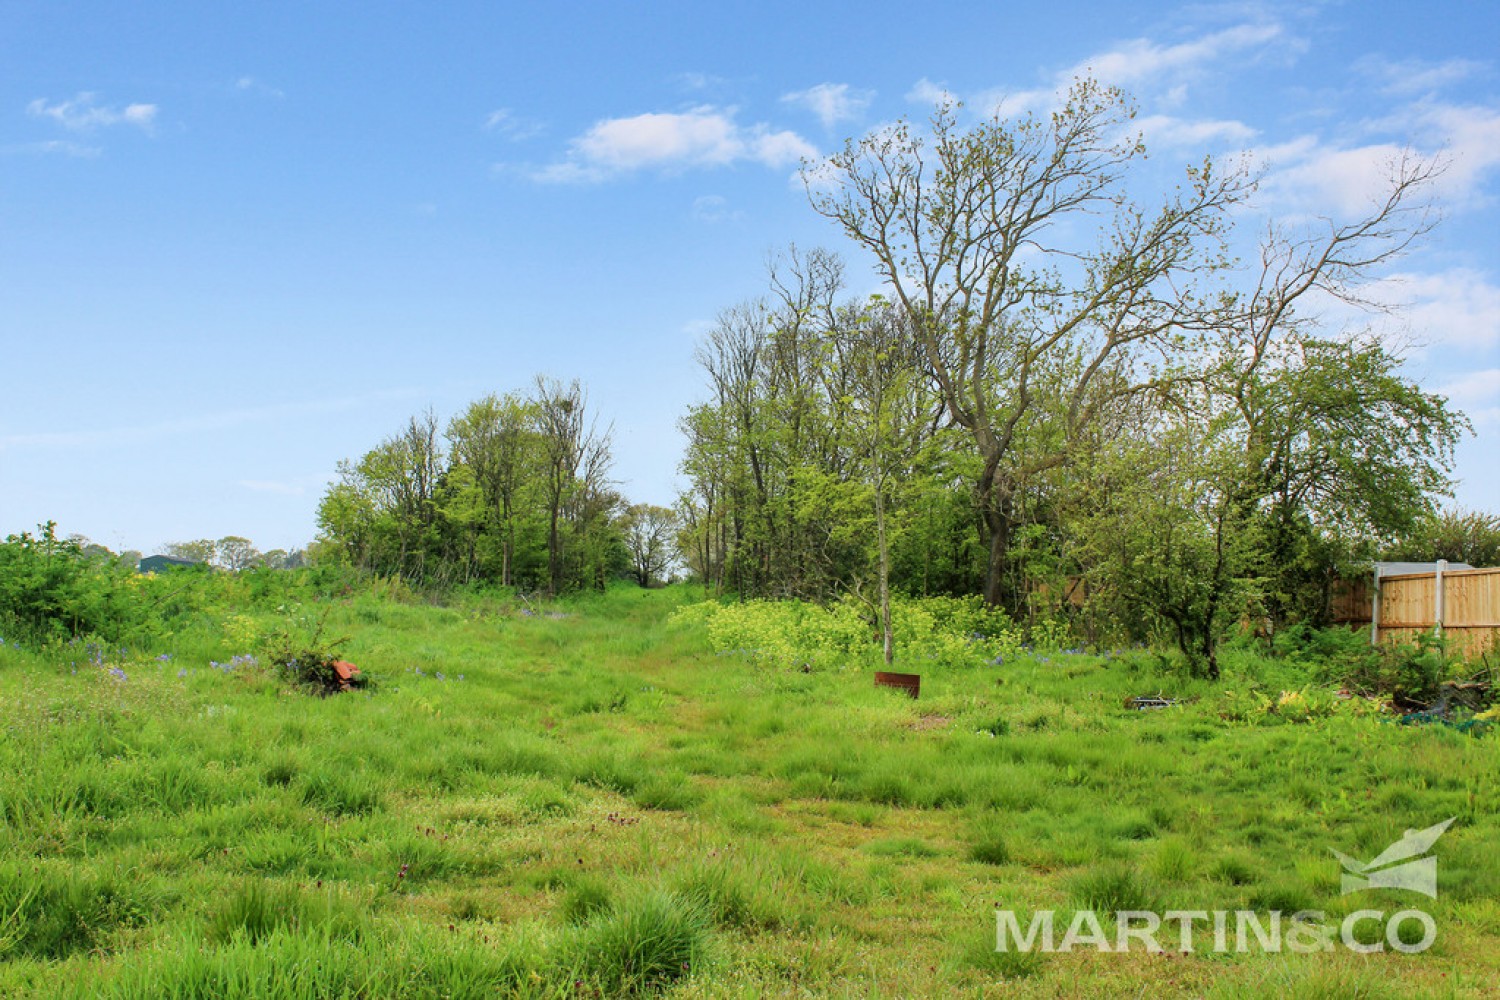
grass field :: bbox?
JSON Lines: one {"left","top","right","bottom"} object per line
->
{"left": 1, "top": 584, "right": 1497, "bottom": 997}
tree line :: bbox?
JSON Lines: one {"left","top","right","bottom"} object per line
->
{"left": 676, "top": 80, "right": 1468, "bottom": 676}
{"left": 309, "top": 79, "right": 1477, "bottom": 676}
{"left": 313, "top": 377, "right": 677, "bottom": 594}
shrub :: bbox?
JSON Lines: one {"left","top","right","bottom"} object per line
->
{"left": 259, "top": 606, "right": 363, "bottom": 694}
{"left": 669, "top": 593, "right": 1029, "bottom": 668}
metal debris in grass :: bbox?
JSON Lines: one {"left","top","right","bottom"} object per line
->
{"left": 1125, "top": 694, "right": 1179, "bottom": 711}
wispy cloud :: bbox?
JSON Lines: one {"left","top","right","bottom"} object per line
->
{"left": 0, "top": 139, "right": 101, "bottom": 157}
{"left": 691, "top": 194, "right": 742, "bottom": 224}
{"left": 0, "top": 389, "right": 424, "bottom": 453}
{"left": 906, "top": 78, "right": 957, "bottom": 108}
{"left": 1136, "top": 114, "right": 1257, "bottom": 149}
{"left": 530, "top": 106, "right": 816, "bottom": 183}
{"left": 1364, "top": 269, "right": 1500, "bottom": 354}
{"left": 782, "top": 83, "right": 874, "bottom": 129}
{"left": 1354, "top": 55, "right": 1488, "bottom": 97}
{"left": 1062, "top": 22, "right": 1287, "bottom": 92}
{"left": 913, "top": 20, "right": 1291, "bottom": 119}
{"left": 1254, "top": 102, "right": 1500, "bottom": 214}
{"left": 27, "top": 92, "right": 157, "bottom": 132}
{"left": 483, "top": 107, "right": 543, "bottom": 140}
{"left": 235, "top": 76, "right": 285, "bottom": 98}
{"left": 674, "top": 72, "right": 727, "bottom": 93}
{"left": 1438, "top": 368, "right": 1500, "bottom": 429}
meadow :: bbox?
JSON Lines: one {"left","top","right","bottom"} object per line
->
{"left": 1, "top": 582, "right": 1497, "bottom": 998}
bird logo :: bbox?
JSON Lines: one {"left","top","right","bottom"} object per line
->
{"left": 1332, "top": 818, "right": 1456, "bottom": 899}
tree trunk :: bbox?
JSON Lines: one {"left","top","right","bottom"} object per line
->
{"left": 875, "top": 476, "right": 893, "bottom": 667}
{"left": 982, "top": 500, "right": 1013, "bottom": 608}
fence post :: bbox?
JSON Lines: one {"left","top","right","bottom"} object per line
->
{"left": 1434, "top": 558, "right": 1447, "bottom": 638}
{"left": 1370, "top": 564, "right": 1381, "bottom": 646}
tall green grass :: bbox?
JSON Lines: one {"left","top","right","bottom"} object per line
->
{"left": 0, "top": 583, "right": 1494, "bottom": 997}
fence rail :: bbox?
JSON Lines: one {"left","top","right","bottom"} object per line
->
{"left": 1336, "top": 564, "right": 1500, "bottom": 659}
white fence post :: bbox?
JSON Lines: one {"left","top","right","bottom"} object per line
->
{"left": 1370, "top": 564, "right": 1381, "bottom": 646}
{"left": 1434, "top": 559, "right": 1447, "bottom": 638}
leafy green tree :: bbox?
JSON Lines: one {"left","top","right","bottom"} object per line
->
{"left": 1385, "top": 508, "right": 1500, "bottom": 567}
{"left": 807, "top": 79, "right": 1247, "bottom": 607}
{"left": 216, "top": 536, "right": 260, "bottom": 571}
{"left": 622, "top": 504, "right": 678, "bottom": 587}
{"left": 446, "top": 393, "right": 537, "bottom": 585}
{"left": 163, "top": 539, "right": 216, "bottom": 564}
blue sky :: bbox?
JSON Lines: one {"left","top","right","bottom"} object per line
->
{"left": 2, "top": 1, "right": 1497, "bottom": 555}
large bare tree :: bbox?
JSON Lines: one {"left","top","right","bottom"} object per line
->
{"left": 806, "top": 79, "right": 1248, "bottom": 605}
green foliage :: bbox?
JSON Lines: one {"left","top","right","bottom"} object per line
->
{"left": 0, "top": 523, "right": 156, "bottom": 645}
{"left": 259, "top": 606, "right": 362, "bottom": 694}
{"left": 317, "top": 382, "right": 629, "bottom": 596}
{"left": 670, "top": 593, "right": 1029, "bottom": 668}
{"left": 1385, "top": 507, "right": 1500, "bottom": 567}
{"left": 1272, "top": 625, "right": 1452, "bottom": 705}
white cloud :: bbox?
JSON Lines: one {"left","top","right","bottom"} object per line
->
{"left": 691, "top": 194, "right": 741, "bottom": 224}
{"left": 906, "top": 77, "right": 957, "bottom": 107}
{"left": 1438, "top": 369, "right": 1500, "bottom": 429}
{"left": 912, "top": 20, "right": 1291, "bottom": 122}
{"left": 1063, "top": 23, "right": 1286, "bottom": 91}
{"left": 1366, "top": 269, "right": 1500, "bottom": 353}
{"left": 1136, "top": 114, "right": 1257, "bottom": 149}
{"left": 1417, "top": 103, "right": 1500, "bottom": 203}
{"left": 483, "top": 108, "right": 543, "bottom": 140}
{"left": 0, "top": 139, "right": 101, "bottom": 157}
{"left": 533, "top": 106, "right": 816, "bottom": 183}
{"left": 782, "top": 83, "right": 874, "bottom": 128}
{"left": 1439, "top": 368, "right": 1500, "bottom": 405}
{"left": 27, "top": 93, "right": 157, "bottom": 132}
{"left": 235, "top": 76, "right": 284, "bottom": 98}
{"left": 1257, "top": 138, "right": 1414, "bottom": 216}
{"left": 972, "top": 86, "right": 1053, "bottom": 120}
{"left": 1355, "top": 55, "right": 1488, "bottom": 96}
{"left": 1253, "top": 102, "right": 1500, "bottom": 215}
{"left": 751, "top": 128, "right": 818, "bottom": 167}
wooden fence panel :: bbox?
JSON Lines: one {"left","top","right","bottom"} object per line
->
{"left": 1446, "top": 569, "right": 1500, "bottom": 627}
{"left": 1374, "top": 566, "right": 1500, "bottom": 660}
{"left": 1379, "top": 574, "right": 1438, "bottom": 629}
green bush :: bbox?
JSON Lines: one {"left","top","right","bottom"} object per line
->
{"left": 669, "top": 593, "right": 1030, "bottom": 668}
